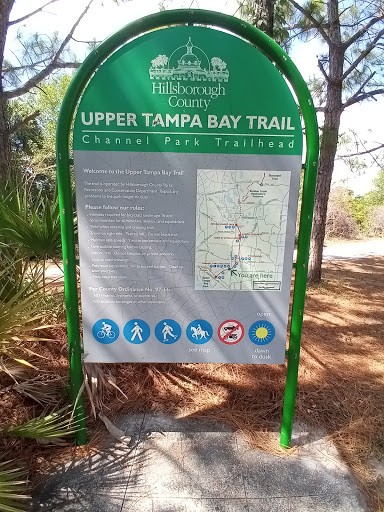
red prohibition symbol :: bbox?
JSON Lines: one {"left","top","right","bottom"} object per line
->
{"left": 218, "top": 320, "right": 245, "bottom": 345}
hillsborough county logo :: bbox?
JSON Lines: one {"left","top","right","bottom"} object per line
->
{"left": 149, "top": 38, "right": 229, "bottom": 111}
{"left": 150, "top": 37, "right": 229, "bottom": 82}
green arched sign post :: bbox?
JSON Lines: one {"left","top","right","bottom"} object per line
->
{"left": 56, "top": 9, "right": 319, "bottom": 448}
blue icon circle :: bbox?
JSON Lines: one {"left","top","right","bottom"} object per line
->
{"left": 187, "top": 319, "right": 213, "bottom": 344}
{"left": 92, "top": 319, "right": 119, "bottom": 344}
{"left": 155, "top": 319, "right": 181, "bottom": 344}
{"left": 124, "top": 319, "right": 150, "bottom": 344}
{"left": 249, "top": 321, "right": 275, "bottom": 345}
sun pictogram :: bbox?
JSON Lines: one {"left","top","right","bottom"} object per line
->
{"left": 249, "top": 321, "right": 275, "bottom": 345}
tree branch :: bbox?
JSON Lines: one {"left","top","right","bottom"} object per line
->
{"left": 282, "top": 26, "right": 312, "bottom": 47}
{"left": 343, "top": 88, "right": 384, "bottom": 109}
{"left": 5, "top": 1, "right": 93, "bottom": 100}
{"left": 347, "top": 70, "right": 376, "bottom": 100}
{"left": 286, "top": 0, "right": 331, "bottom": 44}
{"left": 8, "top": 111, "right": 41, "bottom": 135}
{"left": 342, "top": 28, "right": 384, "bottom": 80}
{"left": 343, "top": 14, "right": 384, "bottom": 49}
{"left": 9, "top": 0, "right": 59, "bottom": 26}
{"left": 71, "top": 37, "right": 102, "bottom": 44}
{"left": 338, "top": 143, "right": 384, "bottom": 158}
{"left": 232, "top": 0, "right": 246, "bottom": 17}
{"left": 3, "top": 58, "right": 52, "bottom": 73}
{"left": 317, "top": 58, "right": 329, "bottom": 82}
{"left": 52, "top": 62, "right": 80, "bottom": 69}
{"left": 340, "top": 14, "right": 377, "bottom": 29}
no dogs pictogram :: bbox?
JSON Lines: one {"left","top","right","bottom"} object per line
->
{"left": 218, "top": 320, "right": 244, "bottom": 345}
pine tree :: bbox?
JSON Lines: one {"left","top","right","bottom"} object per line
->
{"left": 0, "top": 0, "right": 94, "bottom": 180}
{"left": 240, "top": 0, "right": 384, "bottom": 283}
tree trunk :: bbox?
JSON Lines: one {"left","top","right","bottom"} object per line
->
{"left": 0, "top": 94, "right": 10, "bottom": 181}
{"left": 307, "top": 0, "right": 344, "bottom": 285}
{"left": 252, "top": 0, "right": 275, "bottom": 38}
{"left": 307, "top": 102, "right": 342, "bottom": 284}
{"left": 0, "top": 0, "right": 14, "bottom": 181}
{"left": 266, "top": 0, "right": 275, "bottom": 39}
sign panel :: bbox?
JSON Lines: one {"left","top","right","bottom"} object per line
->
{"left": 73, "top": 26, "right": 302, "bottom": 363}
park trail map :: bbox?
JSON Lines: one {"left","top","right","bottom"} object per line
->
{"left": 195, "top": 169, "right": 291, "bottom": 292}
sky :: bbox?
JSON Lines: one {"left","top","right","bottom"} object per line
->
{"left": 6, "top": 0, "right": 384, "bottom": 195}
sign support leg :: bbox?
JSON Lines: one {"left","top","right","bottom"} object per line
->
{"left": 280, "top": 297, "right": 304, "bottom": 448}
{"left": 57, "top": 149, "right": 88, "bottom": 446}
{"left": 280, "top": 159, "right": 318, "bottom": 448}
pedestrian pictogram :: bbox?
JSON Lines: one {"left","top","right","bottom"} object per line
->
{"left": 123, "top": 319, "right": 150, "bottom": 344}
{"left": 218, "top": 320, "right": 244, "bottom": 345}
{"left": 187, "top": 320, "right": 213, "bottom": 344}
{"left": 155, "top": 319, "right": 181, "bottom": 344}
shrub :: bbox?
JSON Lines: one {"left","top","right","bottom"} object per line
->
{"left": 326, "top": 187, "right": 358, "bottom": 239}
{"left": 369, "top": 205, "right": 384, "bottom": 235}
{"left": 350, "top": 195, "right": 371, "bottom": 233}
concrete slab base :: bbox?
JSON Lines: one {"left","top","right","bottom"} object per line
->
{"left": 33, "top": 412, "right": 368, "bottom": 511}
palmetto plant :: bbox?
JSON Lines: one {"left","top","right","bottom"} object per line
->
{"left": 0, "top": 194, "right": 62, "bottom": 259}
{"left": 0, "top": 177, "right": 82, "bottom": 508}
{"left": 0, "top": 407, "right": 83, "bottom": 511}
{"left": 0, "top": 181, "right": 62, "bottom": 288}
{"left": 0, "top": 459, "right": 30, "bottom": 512}
{"left": 2, "top": 406, "right": 82, "bottom": 441}
{"left": 0, "top": 248, "right": 36, "bottom": 301}
{"left": 0, "top": 278, "right": 51, "bottom": 364}
{"left": 11, "top": 376, "right": 65, "bottom": 407}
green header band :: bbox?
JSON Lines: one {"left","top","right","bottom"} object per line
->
{"left": 73, "top": 26, "right": 302, "bottom": 155}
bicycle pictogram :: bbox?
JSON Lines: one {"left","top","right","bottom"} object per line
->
{"left": 92, "top": 319, "right": 119, "bottom": 344}
{"left": 96, "top": 329, "right": 116, "bottom": 340}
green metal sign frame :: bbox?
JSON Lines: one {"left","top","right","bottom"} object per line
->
{"left": 56, "top": 9, "right": 319, "bottom": 448}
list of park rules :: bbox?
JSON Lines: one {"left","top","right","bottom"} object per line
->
{"left": 84, "top": 167, "right": 184, "bottom": 286}
{"left": 76, "top": 155, "right": 191, "bottom": 311}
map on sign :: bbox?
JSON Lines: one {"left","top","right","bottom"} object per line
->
{"left": 195, "top": 169, "right": 291, "bottom": 291}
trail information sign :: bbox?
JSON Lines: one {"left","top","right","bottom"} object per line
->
{"left": 73, "top": 25, "right": 303, "bottom": 364}
{"left": 57, "top": 10, "right": 318, "bottom": 447}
